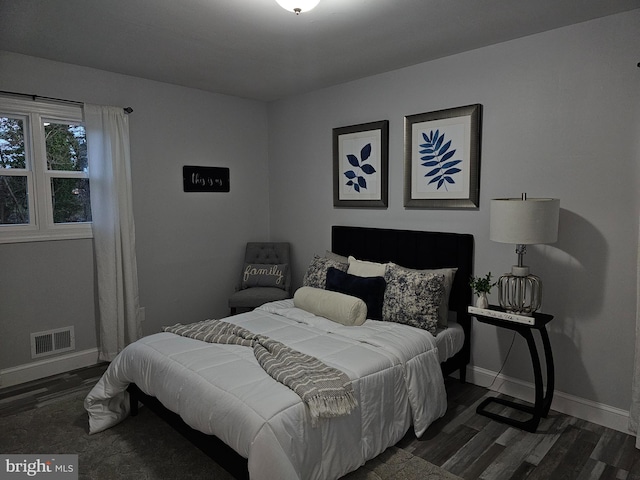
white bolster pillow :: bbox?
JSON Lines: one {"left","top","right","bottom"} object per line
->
{"left": 293, "top": 286, "right": 367, "bottom": 326}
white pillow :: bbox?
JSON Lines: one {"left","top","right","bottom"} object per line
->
{"left": 347, "top": 256, "right": 387, "bottom": 277}
{"left": 293, "top": 286, "right": 367, "bottom": 326}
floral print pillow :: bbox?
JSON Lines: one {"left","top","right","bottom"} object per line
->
{"left": 302, "top": 255, "right": 348, "bottom": 289}
{"left": 382, "top": 263, "right": 445, "bottom": 335}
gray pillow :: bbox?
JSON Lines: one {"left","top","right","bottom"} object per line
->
{"left": 325, "top": 250, "right": 349, "bottom": 264}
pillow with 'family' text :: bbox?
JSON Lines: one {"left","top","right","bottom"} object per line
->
{"left": 241, "top": 263, "right": 288, "bottom": 290}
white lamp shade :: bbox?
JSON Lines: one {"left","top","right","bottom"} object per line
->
{"left": 490, "top": 197, "right": 560, "bottom": 245}
{"left": 276, "top": 0, "right": 320, "bottom": 13}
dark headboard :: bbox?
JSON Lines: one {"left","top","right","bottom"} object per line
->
{"left": 331, "top": 225, "right": 474, "bottom": 379}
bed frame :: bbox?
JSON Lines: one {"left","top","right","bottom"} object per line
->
{"left": 331, "top": 225, "right": 474, "bottom": 380}
{"left": 128, "top": 226, "right": 474, "bottom": 479}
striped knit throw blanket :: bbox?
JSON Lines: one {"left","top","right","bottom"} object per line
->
{"left": 163, "top": 319, "right": 358, "bottom": 424}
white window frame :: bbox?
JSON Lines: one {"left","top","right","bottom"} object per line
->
{"left": 0, "top": 97, "right": 92, "bottom": 243}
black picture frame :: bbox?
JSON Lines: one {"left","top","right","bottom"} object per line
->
{"left": 333, "top": 120, "right": 389, "bottom": 208}
{"left": 404, "top": 104, "right": 481, "bottom": 209}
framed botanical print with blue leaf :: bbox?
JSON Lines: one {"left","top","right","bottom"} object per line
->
{"left": 404, "top": 104, "right": 482, "bottom": 209}
{"left": 333, "top": 120, "right": 389, "bottom": 208}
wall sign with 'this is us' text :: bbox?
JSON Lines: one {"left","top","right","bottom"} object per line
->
{"left": 183, "top": 165, "right": 230, "bottom": 192}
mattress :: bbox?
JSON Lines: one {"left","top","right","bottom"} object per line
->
{"left": 436, "top": 317, "right": 465, "bottom": 364}
{"left": 85, "top": 300, "right": 449, "bottom": 480}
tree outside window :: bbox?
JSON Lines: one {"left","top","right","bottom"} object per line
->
{"left": 0, "top": 98, "right": 92, "bottom": 243}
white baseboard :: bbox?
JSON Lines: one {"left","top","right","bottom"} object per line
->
{"left": 0, "top": 348, "right": 100, "bottom": 389}
{"left": 466, "top": 365, "right": 632, "bottom": 434}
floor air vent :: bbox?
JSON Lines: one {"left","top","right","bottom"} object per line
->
{"left": 30, "top": 326, "right": 75, "bottom": 359}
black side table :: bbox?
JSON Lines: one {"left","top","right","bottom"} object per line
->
{"left": 470, "top": 305, "right": 554, "bottom": 432}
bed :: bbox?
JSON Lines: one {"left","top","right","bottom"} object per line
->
{"left": 84, "top": 226, "right": 473, "bottom": 480}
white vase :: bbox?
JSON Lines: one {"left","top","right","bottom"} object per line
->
{"left": 476, "top": 293, "right": 489, "bottom": 309}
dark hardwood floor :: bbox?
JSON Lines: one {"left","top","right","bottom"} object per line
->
{"left": 399, "top": 378, "right": 640, "bottom": 480}
{"left": 0, "top": 363, "right": 109, "bottom": 416}
{"left": 2, "top": 365, "right": 640, "bottom": 480}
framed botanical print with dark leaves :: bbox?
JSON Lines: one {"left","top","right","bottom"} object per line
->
{"left": 404, "top": 104, "right": 481, "bottom": 209}
{"left": 333, "top": 120, "right": 389, "bottom": 208}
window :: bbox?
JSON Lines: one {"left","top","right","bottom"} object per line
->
{"left": 0, "top": 97, "right": 91, "bottom": 243}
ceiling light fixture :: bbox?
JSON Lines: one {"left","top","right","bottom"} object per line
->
{"left": 275, "top": 0, "right": 320, "bottom": 15}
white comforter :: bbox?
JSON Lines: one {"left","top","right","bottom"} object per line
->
{"left": 85, "top": 300, "right": 447, "bottom": 480}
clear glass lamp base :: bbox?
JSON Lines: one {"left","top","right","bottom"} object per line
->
{"left": 497, "top": 267, "right": 542, "bottom": 316}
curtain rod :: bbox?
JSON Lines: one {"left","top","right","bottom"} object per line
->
{"left": 0, "top": 90, "right": 133, "bottom": 114}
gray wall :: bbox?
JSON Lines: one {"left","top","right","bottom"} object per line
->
{"left": 0, "top": 51, "right": 270, "bottom": 368}
{"left": 0, "top": 240, "right": 96, "bottom": 365}
{"left": 266, "top": 10, "right": 640, "bottom": 411}
{"left": 1, "top": 9, "right": 639, "bottom": 415}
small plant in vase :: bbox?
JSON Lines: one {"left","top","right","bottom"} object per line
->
{"left": 469, "top": 272, "right": 496, "bottom": 309}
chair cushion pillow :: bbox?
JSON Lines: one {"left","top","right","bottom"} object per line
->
{"left": 325, "top": 267, "right": 386, "bottom": 320}
{"left": 293, "top": 287, "right": 367, "bottom": 326}
{"left": 241, "top": 263, "right": 288, "bottom": 290}
{"left": 228, "top": 287, "right": 290, "bottom": 309}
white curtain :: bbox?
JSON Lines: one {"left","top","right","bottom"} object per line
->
{"left": 86, "top": 104, "right": 143, "bottom": 362}
{"left": 631, "top": 218, "right": 640, "bottom": 447}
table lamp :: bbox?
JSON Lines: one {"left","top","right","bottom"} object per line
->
{"left": 490, "top": 194, "right": 560, "bottom": 315}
